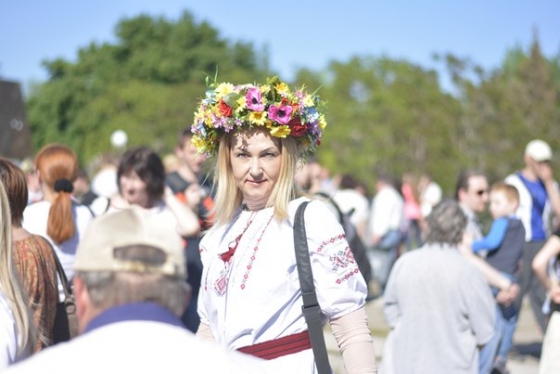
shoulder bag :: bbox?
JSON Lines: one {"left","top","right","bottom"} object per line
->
{"left": 51, "top": 250, "right": 79, "bottom": 344}
{"left": 294, "top": 201, "right": 332, "bottom": 374}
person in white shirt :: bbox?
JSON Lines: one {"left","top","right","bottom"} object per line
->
{"left": 367, "top": 175, "right": 405, "bottom": 289}
{"left": 332, "top": 174, "right": 370, "bottom": 242}
{"left": 22, "top": 144, "right": 94, "bottom": 299}
{"left": 5, "top": 207, "right": 270, "bottom": 374}
{"left": 192, "top": 77, "right": 376, "bottom": 373}
{"left": 418, "top": 173, "right": 442, "bottom": 219}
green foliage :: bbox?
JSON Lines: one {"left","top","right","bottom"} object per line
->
{"left": 26, "top": 11, "right": 268, "bottom": 164}
{"left": 26, "top": 12, "right": 560, "bottom": 196}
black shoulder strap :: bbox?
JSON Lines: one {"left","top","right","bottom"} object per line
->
{"left": 50, "top": 247, "right": 74, "bottom": 301}
{"left": 294, "top": 201, "right": 331, "bottom": 374}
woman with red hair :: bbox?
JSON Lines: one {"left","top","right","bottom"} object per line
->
{"left": 23, "top": 144, "right": 94, "bottom": 298}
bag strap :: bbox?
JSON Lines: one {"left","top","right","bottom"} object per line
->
{"left": 51, "top": 248, "right": 73, "bottom": 302}
{"left": 294, "top": 201, "right": 331, "bottom": 374}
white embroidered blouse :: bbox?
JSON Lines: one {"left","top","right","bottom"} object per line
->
{"left": 198, "top": 197, "right": 367, "bottom": 372}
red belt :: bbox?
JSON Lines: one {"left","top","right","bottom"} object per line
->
{"left": 237, "top": 330, "right": 312, "bottom": 360}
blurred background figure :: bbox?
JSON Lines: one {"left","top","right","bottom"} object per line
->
{"left": 162, "top": 153, "right": 180, "bottom": 174}
{"left": 19, "top": 158, "right": 42, "bottom": 205}
{"left": 506, "top": 139, "right": 560, "bottom": 335}
{"left": 73, "top": 167, "right": 98, "bottom": 206}
{"left": 108, "top": 145, "right": 200, "bottom": 237}
{"left": 470, "top": 182, "right": 525, "bottom": 374}
{"left": 22, "top": 144, "right": 94, "bottom": 300}
{"left": 381, "top": 199, "right": 495, "bottom": 374}
{"left": 91, "top": 153, "right": 119, "bottom": 200}
{"left": 455, "top": 169, "right": 520, "bottom": 374}
{"left": 294, "top": 156, "right": 324, "bottom": 195}
{"left": 73, "top": 167, "right": 109, "bottom": 216}
{"left": 0, "top": 157, "right": 58, "bottom": 352}
{"left": 367, "top": 173, "right": 405, "bottom": 291}
{"left": 332, "top": 173, "right": 370, "bottom": 242}
{"left": 418, "top": 173, "right": 442, "bottom": 220}
{"left": 0, "top": 180, "right": 36, "bottom": 369}
{"left": 401, "top": 172, "right": 423, "bottom": 251}
{"left": 4, "top": 207, "right": 267, "bottom": 374}
{"left": 532, "top": 227, "right": 560, "bottom": 374}
{"left": 166, "top": 128, "right": 215, "bottom": 332}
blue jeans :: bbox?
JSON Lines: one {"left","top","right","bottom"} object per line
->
{"left": 368, "top": 230, "right": 402, "bottom": 289}
{"left": 479, "top": 273, "right": 519, "bottom": 373}
{"left": 479, "top": 306, "right": 502, "bottom": 374}
{"left": 493, "top": 274, "right": 519, "bottom": 363}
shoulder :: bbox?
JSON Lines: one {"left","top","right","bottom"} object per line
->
{"left": 291, "top": 197, "right": 337, "bottom": 223}
{"left": 505, "top": 173, "right": 522, "bottom": 187}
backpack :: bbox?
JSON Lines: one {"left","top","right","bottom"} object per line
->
{"left": 315, "top": 192, "right": 372, "bottom": 286}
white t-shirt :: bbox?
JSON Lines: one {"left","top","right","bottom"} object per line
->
{"left": 22, "top": 200, "right": 93, "bottom": 299}
{"left": 420, "top": 182, "right": 442, "bottom": 218}
{"left": 369, "top": 186, "right": 405, "bottom": 239}
{"left": 332, "top": 189, "right": 370, "bottom": 228}
{"left": 0, "top": 292, "right": 17, "bottom": 370}
{"left": 4, "top": 319, "right": 269, "bottom": 374}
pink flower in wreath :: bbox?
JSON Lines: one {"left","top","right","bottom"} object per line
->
{"left": 245, "top": 87, "right": 265, "bottom": 112}
{"left": 268, "top": 103, "right": 293, "bottom": 125}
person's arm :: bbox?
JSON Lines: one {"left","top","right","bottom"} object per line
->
{"left": 460, "top": 234, "right": 515, "bottom": 293}
{"left": 544, "top": 179, "right": 560, "bottom": 217}
{"left": 472, "top": 218, "right": 508, "bottom": 253}
{"left": 537, "top": 162, "right": 560, "bottom": 217}
{"left": 532, "top": 234, "right": 560, "bottom": 291}
{"left": 330, "top": 307, "right": 377, "bottom": 374}
{"left": 164, "top": 186, "right": 200, "bottom": 237}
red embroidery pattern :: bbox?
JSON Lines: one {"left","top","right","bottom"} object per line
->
{"left": 316, "top": 234, "right": 346, "bottom": 253}
{"left": 328, "top": 244, "right": 360, "bottom": 285}
{"left": 240, "top": 215, "right": 275, "bottom": 290}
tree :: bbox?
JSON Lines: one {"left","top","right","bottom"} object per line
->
{"left": 26, "top": 11, "right": 270, "bottom": 164}
{"left": 300, "top": 56, "right": 461, "bottom": 193}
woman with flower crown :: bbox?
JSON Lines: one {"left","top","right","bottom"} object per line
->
{"left": 193, "top": 77, "right": 376, "bottom": 373}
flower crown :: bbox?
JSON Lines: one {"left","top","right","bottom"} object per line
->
{"left": 191, "top": 76, "right": 327, "bottom": 157}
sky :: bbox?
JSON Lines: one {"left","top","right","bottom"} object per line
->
{"left": 1, "top": 1, "right": 559, "bottom": 95}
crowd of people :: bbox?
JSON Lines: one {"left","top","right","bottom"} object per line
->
{"left": 0, "top": 75, "right": 558, "bottom": 374}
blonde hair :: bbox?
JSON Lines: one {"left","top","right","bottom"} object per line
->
{"left": 212, "top": 128, "right": 301, "bottom": 226}
{"left": 0, "top": 180, "right": 36, "bottom": 357}
{"left": 35, "top": 144, "right": 78, "bottom": 244}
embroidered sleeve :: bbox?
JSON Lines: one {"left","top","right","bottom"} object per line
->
{"left": 303, "top": 201, "right": 367, "bottom": 319}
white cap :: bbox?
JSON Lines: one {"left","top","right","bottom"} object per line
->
{"left": 525, "top": 139, "right": 552, "bottom": 162}
{"left": 74, "top": 207, "right": 185, "bottom": 278}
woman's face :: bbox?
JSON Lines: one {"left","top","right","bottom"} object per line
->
{"left": 119, "top": 170, "right": 150, "bottom": 208}
{"left": 230, "top": 130, "right": 282, "bottom": 210}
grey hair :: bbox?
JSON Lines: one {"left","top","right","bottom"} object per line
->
{"left": 77, "top": 271, "right": 190, "bottom": 317}
{"left": 424, "top": 199, "right": 467, "bottom": 246}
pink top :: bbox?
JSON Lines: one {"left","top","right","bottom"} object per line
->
{"left": 401, "top": 183, "right": 421, "bottom": 220}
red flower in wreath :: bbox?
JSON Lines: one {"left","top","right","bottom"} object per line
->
{"left": 288, "top": 117, "right": 307, "bottom": 137}
{"left": 219, "top": 100, "right": 234, "bottom": 117}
